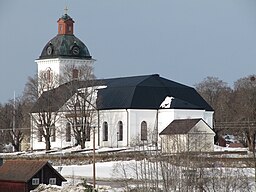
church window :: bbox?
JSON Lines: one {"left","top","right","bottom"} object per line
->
{"left": 38, "top": 126, "right": 43, "bottom": 142}
{"left": 51, "top": 125, "right": 56, "bottom": 142}
{"left": 72, "top": 68, "right": 79, "bottom": 79}
{"left": 141, "top": 121, "right": 147, "bottom": 141}
{"left": 43, "top": 68, "right": 53, "bottom": 84}
{"left": 66, "top": 123, "right": 71, "bottom": 142}
{"left": 118, "top": 121, "right": 123, "bottom": 141}
{"left": 85, "top": 121, "right": 90, "bottom": 141}
{"left": 103, "top": 122, "right": 108, "bottom": 141}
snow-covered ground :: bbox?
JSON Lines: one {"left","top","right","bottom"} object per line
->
{"left": 59, "top": 161, "right": 117, "bottom": 179}
{"left": 32, "top": 159, "right": 255, "bottom": 192}
{"left": 0, "top": 145, "right": 254, "bottom": 191}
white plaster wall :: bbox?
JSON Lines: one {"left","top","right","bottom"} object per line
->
{"left": 36, "top": 58, "right": 95, "bottom": 87}
{"left": 128, "top": 109, "right": 158, "bottom": 145}
{"left": 31, "top": 107, "right": 214, "bottom": 150}
{"left": 58, "top": 58, "right": 95, "bottom": 79}
{"left": 36, "top": 59, "right": 60, "bottom": 76}
{"left": 99, "top": 109, "right": 128, "bottom": 148}
{"left": 203, "top": 111, "right": 214, "bottom": 128}
{"left": 158, "top": 109, "right": 175, "bottom": 133}
{"left": 158, "top": 109, "right": 213, "bottom": 133}
{"left": 173, "top": 109, "right": 206, "bottom": 120}
{"left": 99, "top": 109, "right": 158, "bottom": 147}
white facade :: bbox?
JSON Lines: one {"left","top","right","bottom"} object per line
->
{"left": 35, "top": 58, "right": 95, "bottom": 92}
{"left": 31, "top": 106, "right": 213, "bottom": 150}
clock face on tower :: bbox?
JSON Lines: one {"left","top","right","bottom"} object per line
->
{"left": 72, "top": 46, "right": 80, "bottom": 55}
{"left": 47, "top": 46, "right": 53, "bottom": 55}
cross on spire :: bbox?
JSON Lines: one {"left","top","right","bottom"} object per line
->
{"left": 64, "top": 6, "right": 68, "bottom": 15}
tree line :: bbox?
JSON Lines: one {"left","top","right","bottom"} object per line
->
{"left": 195, "top": 75, "right": 256, "bottom": 151}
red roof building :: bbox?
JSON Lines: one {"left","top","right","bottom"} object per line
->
{"left": 0, "top": 160, "right": 66, "bottom": 192}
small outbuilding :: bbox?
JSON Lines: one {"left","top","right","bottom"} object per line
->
{"left": 160, "top": 118, "right": 215, "bottom": 153}
{"left": 0, "top": 160, "right": 66, "bottom": 192}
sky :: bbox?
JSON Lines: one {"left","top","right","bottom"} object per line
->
{"left": 1, "top": 0, "right": 256, "bottom": 103}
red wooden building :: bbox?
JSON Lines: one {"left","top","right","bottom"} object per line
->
{"left": 0, "top": 160, "right": 66, "bottom": 192}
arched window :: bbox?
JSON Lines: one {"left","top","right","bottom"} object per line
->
{"left": 118, "top": 121, "right": 123, "bottom": 141}
{"left": 85, "top": 121, "right": 90, "bottom": 141}
{"left": 72, "top": 68, "right": 79, "bottom": 79}
{"left": 38, "top": 126, "right": 43, "bottom": 142}
{"left": 51, "top": 125, "right": 56, "bottom": 142}
{"left": 141, "top": 121, "right": 147, "bottom": 141}
{"left": 66, "top": 123, "right": 71, "bottom": 142}
{"left": 43, "top": 67, "right": 53, "bottom": 83}
{"left": 103, "top": 122, "right": 108, "bottom": 141}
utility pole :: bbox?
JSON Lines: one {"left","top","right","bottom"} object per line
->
{"left": 93, "top": 126, "right": 96, "bottom": 191}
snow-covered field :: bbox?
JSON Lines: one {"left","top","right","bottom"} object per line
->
{"left": 32, "top": 161, "right": 133, "bottom": 192}
{"left": 1, "top": 145, "right": 254, "bottom": 191}
{"left": 32, "top": 159, "right": 255, "bottom": 192}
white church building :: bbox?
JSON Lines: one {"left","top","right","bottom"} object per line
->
{"left": 30, "top": 13, "right": 214, "bottom": 151}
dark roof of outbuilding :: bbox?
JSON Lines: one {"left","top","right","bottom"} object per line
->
{"left": 0, "top": 160, "right": 66, "bottom": 182}
{"left": 159, "top": 119, "right": 202, "bottom": 135}
{"left": 31, "top": 74, "right": 213, "bottom": 113}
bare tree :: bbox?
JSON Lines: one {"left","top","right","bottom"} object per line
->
{"left": 113, "top": 127, "right": 254, "bottom": 192}
{"left": 232, "top": 75, "right": 256, "bottom": 151}
{"left": 65, "top": 82, "right": 99, "bottom": 149}
{"left": 195, "top": 76, "right": 233, "bottom": 121}
{"left": 0, "top": 97, "right": 31, "bottom": 152}
{"left": 57, "top": 63, "right": 98, "bottom": 149}
{"left": 26, "top": 71, "right": 62, "bottom": 150}
{"left": 27, "top": 63, "right": 97, "bottom": 150}
{"left": 60, "top": 63, "right": 95, "bottom": 84}
{"left": 30, "top": 90, "right": 62, "bottom": 150}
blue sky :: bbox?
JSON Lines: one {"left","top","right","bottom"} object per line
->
{"left": 1, "top": 0, "right": 256, "bottom": 103}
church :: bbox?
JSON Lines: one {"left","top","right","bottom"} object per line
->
{"left": 30, "top": 12, "right": 215, "bottom": 152}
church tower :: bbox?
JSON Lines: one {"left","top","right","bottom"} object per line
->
{"left": 35, "top": 10, "right": 95, "bottom": 93}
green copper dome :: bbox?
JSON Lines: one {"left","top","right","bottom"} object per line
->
{"left": 39, "top": 34, "right": 92, "bottom": 59}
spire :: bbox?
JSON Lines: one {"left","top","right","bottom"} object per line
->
{"left": 57, "top": 8, "right": 74, "bottom": 35}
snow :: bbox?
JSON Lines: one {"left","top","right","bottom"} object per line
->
{"left": 32, "top": 159, "right": 255, "bottom": 192}
{"left": 0, "top": 145, "right": 254, "bottom": 191}
{"left": 59, "top": 161, "right": 116, "bottom": 179}
{"left": 160, "top": 96, "right": 174, "bottom": 108}
{"left": 214, "top": 144, "right": 248, "bottom": 152}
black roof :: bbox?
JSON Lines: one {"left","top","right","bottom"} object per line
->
{"left": 31, "top": 74, "right": 213, "bottom": 113}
